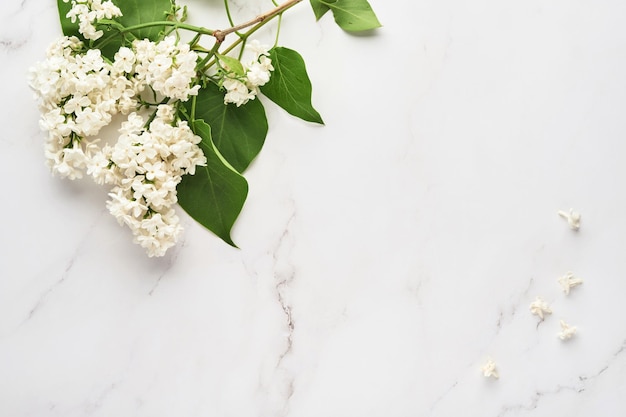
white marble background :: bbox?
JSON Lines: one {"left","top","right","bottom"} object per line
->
{"left": 2, "top": 0, "right": 626, "bottom": 415}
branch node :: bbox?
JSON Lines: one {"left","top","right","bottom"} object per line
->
{"left": 213, "top": 30, "right": 226, "bottom": 43}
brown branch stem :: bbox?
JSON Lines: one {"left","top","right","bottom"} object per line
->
{"left": 213, "top": 0, "right": 303, "bottom": 42}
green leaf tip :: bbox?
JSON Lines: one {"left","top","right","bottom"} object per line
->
{"left": 309, "top": 0, "right": 331, "bottom": 21}
{"left": 177, "top": 120, "right": 249, "bottom": 248}
{"left": 311, "top": 0, "right": 381, "bottom": 32}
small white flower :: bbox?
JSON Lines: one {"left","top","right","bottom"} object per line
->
{"left": 75, "top": 107, "right": 106, "bottom": 136}
{"left": 246, "top": 61, "right": 271, "bottom": 87}
{"left": 156, "top": 104, "right": 175, "bottom": 123}
{"left": 64, "top": 94, "right": 91, "bottom": 114}
{"left": 113, "top": 47, "right": 136, "bottom": 73}
{"left": 223, "top": 77, "right": 256, "bottom": 107}
{"left": 558, "top": 208, "right": 581, "bottom": 231}
{"left": 558, "top": 320, "right": 577, "bottom": 340}
{"left": 480, "top": 359, "right": 499, "bottom": 379}
{"left": 558, "top": 272, "right": 583, "bottom": 295}
{"left": 66, "top": 0, "right": 122, "bottom": 40}
{"left": 99, "top": 1, "right": 122, "bottom": 19}
{"left": 529, "top": 296, "right": 552, "bottom": 320}
{"left": 246, "top": 39, "right": 271, "bottom": 59}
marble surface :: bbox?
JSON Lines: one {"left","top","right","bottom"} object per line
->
{"left": 2, "top": 0, "right": 626, "bottom": 415}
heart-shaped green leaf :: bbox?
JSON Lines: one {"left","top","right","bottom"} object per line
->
{"left": 177, "top": 120, "right": 248, "bottom": 247}
{"left": 187, "top": 83, "right": 268, "bottom": 173}
{"left": 261, "top": 47, "right": 324, "bottom": 124}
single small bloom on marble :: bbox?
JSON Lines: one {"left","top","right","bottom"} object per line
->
{"left": 558, "top": 208, "right": 581, "bottom": 231}
{"left": 529, "top": 296, "right": 552, "bottom": 320}
{"left": 558, "top": 320, "right": 577, "bottom": 340}
{"left": 558, "top": 271, "right": 583, "bottom": 295}
{"left": 480, "top": 359, "right": 499, "bottom": 379}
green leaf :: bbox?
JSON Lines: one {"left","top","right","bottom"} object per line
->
{"left": 177, "top": 120, "right": 248, "bottom": 247}
{"left": 319, "top": 0, "right": 381, "bottom": 32}
{"left": 116, "top": 0, "right": 173, "bottom": 41}
{"left": 56, "top": 0, "right": 172, "bottom": 59}
{"left": 216, "top": 54, "right": 245, "bottom": 77}
{"left": 186, "top": 83, "right": 268, "bottom": 173}
{"left": 57, "top": 0, "right": 81, "bottom": 38}
{"left": 309, "top": 0, "right": 331, "bottom": 20}
{"left": 260, "top": 47, "right": 324, "bottom": 124}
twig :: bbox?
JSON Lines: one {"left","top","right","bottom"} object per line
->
{"left": 213, "top": 0, "right": 303, "bottom": 42}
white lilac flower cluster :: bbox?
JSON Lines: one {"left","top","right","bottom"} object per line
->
{"left": 133, "top": 36, "right": 201, "bottom": 101}
{"left": 222, "top": 40, "right": 274, "bottom": 107}
{"left": 30, "top": 0, "right": 275, "bottom": 256}
{"left": 29, "top": 31, "right": 207, "bottom": 256}
{"left": 29, "top": 36, "right": 135, "bottom": 180}
{"left": 64, "top": 0, "right": 122, "bottom": 40}
{"left": 100, "top": 107, "right": 206, "bottom": 257}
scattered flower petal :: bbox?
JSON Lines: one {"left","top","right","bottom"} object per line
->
{"left": 558, "top": 320, "right": 577, "bottom": 340}
{"left": 558, "top": 272, "right": 583, "bottom": 295}
{"left": 529, "top": 296, "right": 552, "bottom": 320}
{"left": 558, "top": 208, "right": 581, "bottom": 231}
{"left": 481, "top": 359, "right": 499, "bottom": 379}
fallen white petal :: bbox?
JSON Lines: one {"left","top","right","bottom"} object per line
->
{"left": 529, "top": 296, "right": 552, "bottom": 320}
{"left": 558, "top": 320, "right": 577, "bottom": 340}
{"left": 481, "top": 359, "right": 499, "bottom": 379}
{"left": 557, "top": 208, "right": 581, "bottom": 231}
